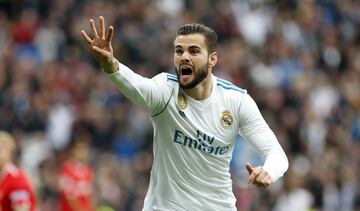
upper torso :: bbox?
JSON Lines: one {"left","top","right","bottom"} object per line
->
{"left": 107, "top": 64, "right": 288, "bottom": 211}
{"left": 0, "top": 164, "right": 36, "bottom": 211}
{"left": 144, "top": 73, "right": 247, "bottom": 210}
{"left": 58, "top": 161, "right": 94, "bottom": 211}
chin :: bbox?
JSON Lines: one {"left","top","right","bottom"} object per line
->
{"left": 180, "top": 82, "right": 197, "bottom": 90}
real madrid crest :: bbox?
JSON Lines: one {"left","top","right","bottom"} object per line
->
{"left": 177, "top": 92, "right": 188, "bottom": 110}
{"left": 220, "top": 110, "right": 233, "bottom": 128}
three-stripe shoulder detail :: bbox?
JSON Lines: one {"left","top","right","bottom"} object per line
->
{"left": 216, "top": 78, "right": 246, "bottom": 93}
{"left": 166, "top": 73, "right": 178, "bottom": 82}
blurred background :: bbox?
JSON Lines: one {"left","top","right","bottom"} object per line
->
{"left": 0, "top": 0, "right": 359, "bottom": 210}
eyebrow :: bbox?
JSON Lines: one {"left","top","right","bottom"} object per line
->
{"left": 174, "top": 45, "right": 201, "bottom": 50}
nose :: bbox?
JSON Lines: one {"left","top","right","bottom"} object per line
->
{"left": 180, "top": 51, "right": 190, "bottom": 63}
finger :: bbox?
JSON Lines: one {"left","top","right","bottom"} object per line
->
{"left": 247, "top": 168, "right": 261, "bottom": 184}
{"left": 254, "top": 171, "right": 269, "bottom": 184}
{"left": 106, "top": 26, "right": 114, "bottom": 42}
{"left": 90, "top": 19, "right": 99, "bottom": 38}
{"left": 262, "top": 178, "right": 272, "bottom": 186}
{"left": 255, "top": 182, "right": 268, "bottom": 188}
{"left": 246, "top": 163, "right": 253, "bottom": 174}
{"left": 99, "top": 16, "right": 105, "bottom": 39}
{"left": 81, "top": 30, "right": 93, "bottom": 45}
{"left": 259, "top": 175, "right": 272, "bottom": 186}
{"left": 255, "top": 178, "right": 271, "bottom": 188}
{"left": 253, "top": 170, "right": 272, "bottom": 187}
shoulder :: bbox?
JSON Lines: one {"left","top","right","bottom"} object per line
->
{"left": 215, "top": 77, "right": 247, "bottom": 96}
{"left": 164, "top": 73, "right": 179, "bottom": 83}
{"left": 153, "top": 72, "right": 178, "bottom": 83}
{"left": 3, "top": 164, "right": 21, "bottom": 179}
{"left": 2, "top": 166, "right": 32, "bottom": 188}
{"left": 152, "top": 72, "right": 179, "bottom": 88}
{"left": 59, "top": 161, "right": 75, "bottom": 173}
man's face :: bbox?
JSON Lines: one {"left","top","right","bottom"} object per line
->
{"left": 174, "top": 34, "right": 213, "bottom": 89}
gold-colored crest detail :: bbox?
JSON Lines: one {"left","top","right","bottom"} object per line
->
{"left": 220, "top": 110, "right": 233, "bottom": 127}
{"left": 177, "top": 93, "right": 187, "bottom": 110}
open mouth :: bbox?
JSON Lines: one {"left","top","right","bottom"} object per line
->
{"left": 181, "top": 68, "right": 192, "bottom": 75}
{"left": 180, "top": 65, "right": 193, "bottom": 76}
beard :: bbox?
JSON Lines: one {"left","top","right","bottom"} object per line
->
{"left": 175, "top": 62, "right": 209, "bottom": 90}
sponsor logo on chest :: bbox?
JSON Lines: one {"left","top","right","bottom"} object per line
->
{"left": 172, "top": 129, "right": 230, "bottom": 156}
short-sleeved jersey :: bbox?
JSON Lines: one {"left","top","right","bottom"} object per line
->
{"left": 107, "top": 63, "right": 288, "bottom": 211}
{"left": 58, "top": 161, "right": 93, "bottom": 211}
{"left": 0, "top": 164, "right": 36, "bottom": 211}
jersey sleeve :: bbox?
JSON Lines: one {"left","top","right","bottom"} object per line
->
{"left": 238, "top": 93, "right": 288, "bottom": 182}
{"left": 105, "top": 62, "right": 174, "bottom": 115}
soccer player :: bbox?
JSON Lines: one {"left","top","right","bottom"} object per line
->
{"left": 81, "top": 16, "right": 289, "bottom": 210}
{"left": 0, "top": 131, "right": 37, "bottom": 211}
{"left": 58, "top": 141, "right": 94, "bottom": 211}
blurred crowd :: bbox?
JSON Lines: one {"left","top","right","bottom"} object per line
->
{"left": 0, "top": 0, "right": 359, "bottom": 210}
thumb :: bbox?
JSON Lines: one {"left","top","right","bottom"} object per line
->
{"left": 246, "top": 162, "right": 253, "bottom": 175}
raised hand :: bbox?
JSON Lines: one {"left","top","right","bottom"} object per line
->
{"left": 81, "top": 16, "right": 118, "bottom": 73}
{"left": 246, "top": 162, "right": 272, "bottom": 188}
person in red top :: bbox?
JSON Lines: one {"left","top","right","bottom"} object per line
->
{"left": 58, "top": 139, "right": 94, "bottom": 211}
{"left": 0, "top": 131, "right": 37, "bottom": 211}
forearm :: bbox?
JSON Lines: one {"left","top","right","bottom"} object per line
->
{"left": 262, "top": 146, "right": 288, "bottom": 182}
{"left": 239, "top": 94, "right": 288, "bottom": 182}
{"left": 105, "top": 61, "right": 151, "bottom": 108}
{"left": 245, "top": 129, "right": 288, "bottom": 182}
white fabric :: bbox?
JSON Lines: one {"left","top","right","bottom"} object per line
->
{"left": 107, "top": 62, "right": 288, "bottom": 211}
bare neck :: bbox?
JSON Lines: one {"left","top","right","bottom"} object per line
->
{"left": 183, "top": 74, "right": 213, "bottom": 100}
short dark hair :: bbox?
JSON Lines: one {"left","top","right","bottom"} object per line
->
{"left": 175, "top": 23, "right": 218, "bottom": 53}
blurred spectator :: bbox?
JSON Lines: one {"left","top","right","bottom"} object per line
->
{"left": 58, "top": 136, "right": 94, "bottom": 211}
{"left": 0, "top": 131, "right": 37, "bottom": 211}
{"left": 273, "top": 156, "right": 313, "bottom": 211}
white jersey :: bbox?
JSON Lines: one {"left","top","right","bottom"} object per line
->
{"left": 107, "top": 63, "right": 288, "bottom": 211}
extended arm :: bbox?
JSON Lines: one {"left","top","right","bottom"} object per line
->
{"left": 81, "top": 16, "right": 172, "bottom": 113}
{"left": 239, "top": 94, "right": 288, "bottom": 187}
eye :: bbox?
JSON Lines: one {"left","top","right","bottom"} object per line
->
{"left": 175, "top": 49, "right": 183, "bottom": 55}
{"left": 190, "top": 49, "right": 200, "bottom": 55}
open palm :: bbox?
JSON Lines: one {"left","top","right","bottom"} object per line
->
{"left": 81, "top": 16, "right": 117, "bottom": 73}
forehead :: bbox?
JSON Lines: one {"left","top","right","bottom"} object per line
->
{"left": 0, "top": 140, "right": 8, "bottom": 151}
{"left": 174, "top": 34, "right": 207, "bottom": 49}
{"left": 0, "top": 133, "right": 14, "bottom": 151}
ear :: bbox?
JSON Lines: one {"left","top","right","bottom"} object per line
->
{"left": 208, "top": 52, "right": 217, "bottom": 68}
